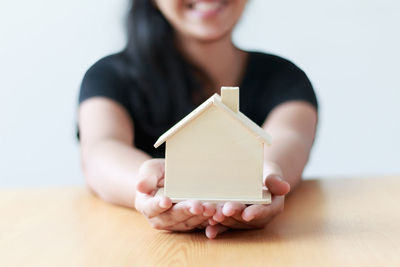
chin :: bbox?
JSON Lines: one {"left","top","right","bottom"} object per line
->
{"left": 189, "top": 29, "right": 232, "bottom": 43}
{"left": 181, "top": 17, "right": 236, "bottom": 42}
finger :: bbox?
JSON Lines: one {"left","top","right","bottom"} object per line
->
{"left": 152, "top": 200, "right": 203, "bottom": 225}
{"left": 203, "top": 202, "right": 217, "bottom": 217}
{"left": 241, "top": 195, "right": 284, "bottom": 222}
{"left": 205, "top": 224, "right": 229, "bottom": 239}
{"left": 187, "top": 200, "right": 204, "bottom": 215}
{"left": 157, "top": 178, "right": 164, "bottom": 187}
{"left": 167, "top": 215, "right": 209, "bottom": 232}
{"left": 219, "top": 217, "right": 255, "bottom": 229}
{"left": 263, "top": 162, "right": 290, "bottom": 195}
{"left": 241, "top": 204, "right": 270, "bottom": 222}
{"left": 222, "top": 202, "right": 246, "bottom": 217}
{"left": 208, "top": 218, "right": 218, "bottom": 225}
{"left": 136, "top": 159, "right": 165, "bottom": 194}
{"left": 263, "top": 161, "right": 283, "bottom": 180}
{"left": 197, "top": 221, "right": 209, "bottom": 229}
{"left": 212, "top": 204, "right": 225, "bottom": 223}
{"left": 135, "top": 193, "right": 172, "bottom": 218}
{"left": 265, "top": 176, "right": 290, "bottom": 196}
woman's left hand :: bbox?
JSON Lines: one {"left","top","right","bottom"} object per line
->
{"left": 205, "top": 162, "right": 291, "bottom": 239}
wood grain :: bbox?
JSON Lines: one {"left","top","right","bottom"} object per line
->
{"left": 1, "top": 177, "right": 400, "bottom": 267}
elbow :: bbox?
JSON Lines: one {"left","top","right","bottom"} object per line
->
{"left": 81, "top": 155, "right": 99, "bottom": 196}
{"left": 81, "top": 155, "right": 126, "bottom": 206}
{"left": 80, "top": 155, "right": 111, "bottom": 203}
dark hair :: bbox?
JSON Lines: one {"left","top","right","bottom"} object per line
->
{"left": 122, "top": 0, "right": 210, "bottom": 134}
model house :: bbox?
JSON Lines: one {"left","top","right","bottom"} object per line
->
{"left": 154, "top": 87, "right": 272, "bottom": 204}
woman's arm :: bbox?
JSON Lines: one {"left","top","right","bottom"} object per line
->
{"left": 79, "top": 97, "right": 150, "bottom": 208}
{"left": 262, "top": 101, "right": 318, "bottom": 190}
{"left": 79, "top": 97, "right": 213, "bottom": 231}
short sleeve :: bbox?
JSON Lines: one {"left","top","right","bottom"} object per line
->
{"left": 270, "top": 63, "right": 318, "bottom": 110}
{"left": 254, "top": 54, "right": 318, "bottom": 121}
{"left": 241, "top": 53, "right": 318, "bottom": 125}
{"left": 79, "top": 54, "right": 131, "bottom": 112}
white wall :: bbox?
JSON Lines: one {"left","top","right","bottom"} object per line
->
{"left": 0, "top": 0, "right": 399, "bottom": 187}
{"left": 0, "top": 0, "right": 128, "bottom": 186}
{"left": 235, "top": 0, "right": 400, "bottom": 178}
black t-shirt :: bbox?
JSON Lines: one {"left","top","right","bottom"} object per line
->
{"left": 79, "top": 51, "right": 318, "bottom": 157}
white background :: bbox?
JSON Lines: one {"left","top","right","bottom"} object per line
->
{"left": 1, "top": 0, "right": 399, "bottom": 187}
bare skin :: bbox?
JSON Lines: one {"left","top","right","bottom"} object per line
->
{"left": 79, "top": 0, "right": 318, "bottom": 238}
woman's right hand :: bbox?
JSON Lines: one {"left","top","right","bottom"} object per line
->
{"left": 134, "top": 159, "right": 216, "bottom": 231}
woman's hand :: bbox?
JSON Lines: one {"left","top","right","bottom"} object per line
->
{"left": 134, "top": 159, "right": 216, "bottom": 231}
{"left": 205, "top": 162, "right": 290, "bottom": 239}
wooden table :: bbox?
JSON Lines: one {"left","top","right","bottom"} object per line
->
{"left": 1, "top": 177, "right": 399, "bottom": 267}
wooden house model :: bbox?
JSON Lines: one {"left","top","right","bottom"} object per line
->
{"left": 154, "top": 87, "right": 272, "bottom": 204}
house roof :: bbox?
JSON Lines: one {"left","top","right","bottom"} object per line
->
{"left": 154, "top": 94, "right": 272, "bottom": 148}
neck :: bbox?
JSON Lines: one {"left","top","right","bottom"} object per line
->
{"left": 176, "top": 33, "right": 247, "bottom": 92}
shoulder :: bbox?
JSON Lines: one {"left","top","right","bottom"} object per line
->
{"left": 247, "top": 51, "right": 309, "bottom": 82}
{"left": 83, "top": 52, "right": 127, "bottom": 82}
{"left": 79, "top": 52, "right": 131, "bottom": 105}
{"left": 243, "top": 51, "right": 318, "bottom": 115}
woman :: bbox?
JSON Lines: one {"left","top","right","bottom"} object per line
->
{"left": 78, "top": 0, "right": 318, "bottom": 239}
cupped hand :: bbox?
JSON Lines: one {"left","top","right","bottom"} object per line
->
{"left": 134, "top": 159, "right": 216, "bottom": 231}
{"left": 205, "top": 162, "right": 290, "bottom": 239}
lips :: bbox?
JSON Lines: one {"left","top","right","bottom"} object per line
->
{"left": 192, "top": 2, "right": 223, "bottom": 12}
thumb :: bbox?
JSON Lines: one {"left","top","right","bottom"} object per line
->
{"left": 263, "top": 162, "right": 290, "bottom": 196}
{"left": 205, "top": 224, "right": 229, "bottom": 239}
{"left": 265, "top": 175, "right": 290, "bottom": 196}
{"left": 136, "top": 159, "right": 165, "bottom": 195}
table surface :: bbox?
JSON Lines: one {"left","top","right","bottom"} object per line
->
{"left": 1, "top": 177, "right": 400, "bottom": 267}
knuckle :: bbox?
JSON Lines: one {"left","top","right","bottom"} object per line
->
{"left": 179, "top": 205, "right": 192, "bottom": 216}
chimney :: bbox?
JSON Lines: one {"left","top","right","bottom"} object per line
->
{"left": 221, "top": 86, "right": 239, "bottom": 112}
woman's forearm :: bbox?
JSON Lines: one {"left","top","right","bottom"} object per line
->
{"left": 81, "top": 138, "right": 151, "bottom": 208}
{"left": 262, "top": 102, "right": 318, "bottom": 191}
{"left": 263, "top": 130, "right": 313, "bottom": 190}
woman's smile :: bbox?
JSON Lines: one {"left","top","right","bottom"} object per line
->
{"left": 154, "top": 0, "right": 245, "bottom": 41}
{"left": 186, "top": 0, "right": 229, "bottom": 18}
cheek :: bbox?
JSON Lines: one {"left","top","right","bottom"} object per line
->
{"left": 155, "top": 0, "right": 187, "bottom": 26}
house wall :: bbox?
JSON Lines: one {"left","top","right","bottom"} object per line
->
{"left": 165, "top": 106, "right": 264, "bottom": 201}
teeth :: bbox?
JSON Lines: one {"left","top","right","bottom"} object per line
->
{"left": 193, "top": 2, "right": 222, "bottom": 12}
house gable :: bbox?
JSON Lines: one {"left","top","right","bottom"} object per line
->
{"left": 154, "top": 94, "right": 271, "bottom": 148}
